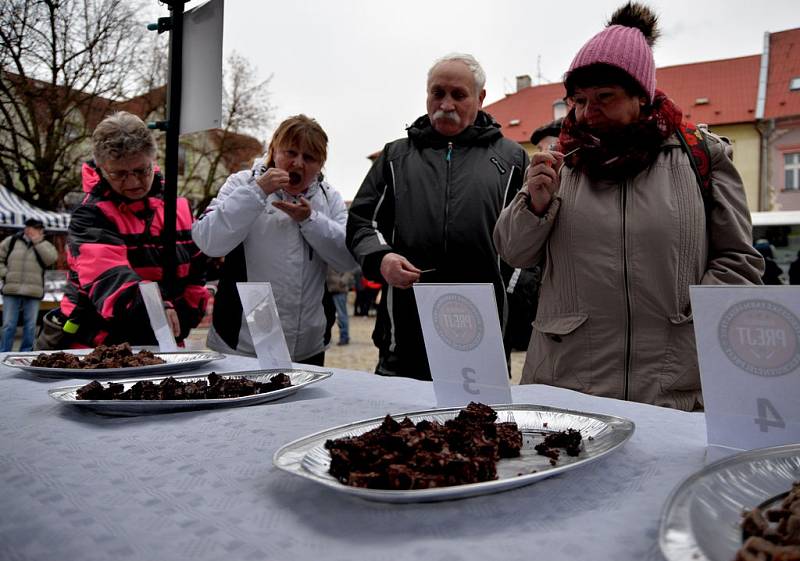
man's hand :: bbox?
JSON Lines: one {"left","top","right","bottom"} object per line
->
{"left": 380, "top": 253, "right": 422, "bottom": 289}
{"left": 255, "top": 167, "right": 290, "bottom": 196}
{"left": 272, "top": 197, "right": 312, "bottom": 222}
{"left": 165, "top": 308, "right": 181, "bottom": 338}
{"left": 525, "top": 150, "right": 564, "bottom": 215}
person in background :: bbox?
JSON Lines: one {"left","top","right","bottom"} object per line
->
{"left": 352, "top": 269, "right": 367, "bottom": 316}
{"left": 755, "top": 239, "right": 785, "bottom": 285}
{"left": 347, "top": 53, "right": 529, "bottom": 381}
{"left": 0, "top": 218, "right": 57, "bottom": 351}
{"left": 790, "top": 250, "right": 800, "bottom": 285}
{"left": 326, "top": 267, "right": 354, "bottom": 345}
{"left": 37, "top": 111, "right": 209, "bottom": 349}
{"left": 494, "top": 2, "right": 763, "bottom": 410}
{"left": 356, "top": 274, "right": 381, "bottom": 317}
{"left": 530, "top": 118, "right": 563, "bottom": 152}
{"left": 193, "top": 115, "right": 356, "bottom": 366}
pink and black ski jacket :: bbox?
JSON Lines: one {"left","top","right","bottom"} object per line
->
{"left": 58, "top": 162, "right": 209, "bottom": 347}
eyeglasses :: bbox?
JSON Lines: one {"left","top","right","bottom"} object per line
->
{"left": 103, "top": 163, "right": 153, "bottom": 182}
{"left": 565, "top": 87, "right": 629, "bottom": 109}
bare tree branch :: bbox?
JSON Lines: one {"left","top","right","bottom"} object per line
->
{"left": 0, "top": 0, "right": 153, "bottom": 210}
{"left": 1, "top": 3, "right": 271, "bottom": 215}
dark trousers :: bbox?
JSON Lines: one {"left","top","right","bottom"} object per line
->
{"left": 355, "top": 288, "right": 378, "bottom": 316}
{"left": 299, "top": 351, "right": 325, "bottom": 367}
{"left": 375, "top": 347, "right": 432, "bottom": 381}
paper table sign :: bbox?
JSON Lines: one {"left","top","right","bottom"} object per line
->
{"left": 690, "top": 285, "right": 800, "bottom": 452}
{"left": 138, "top": 282, "right": 179, "bottom": 351}
{"left": 413, "top": 283, "right": 512, "bottom": 407}
{"left": 237, "top": 282, "right": 292, "bottom": 370}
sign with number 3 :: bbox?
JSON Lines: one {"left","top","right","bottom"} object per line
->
{"left": 691, "top": 286, "right": 800, "bottom": 452}
{"left": 414, "top": 284, "right": 512, "bottom": 407}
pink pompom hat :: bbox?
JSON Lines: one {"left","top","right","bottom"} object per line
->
{"left": 567, "top": 23, "right": 656, "bottom": 101}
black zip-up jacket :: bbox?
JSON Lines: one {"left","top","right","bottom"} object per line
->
{"left": 346, "top": 111, "right": 529, "bottom": 375}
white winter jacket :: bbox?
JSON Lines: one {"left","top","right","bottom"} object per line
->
{"left": 192, "top": 163, "right": 357, "bottom": 361}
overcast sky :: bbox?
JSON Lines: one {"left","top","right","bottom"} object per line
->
{"left": 170, "top": 0, "right": 799, "bottom": 201}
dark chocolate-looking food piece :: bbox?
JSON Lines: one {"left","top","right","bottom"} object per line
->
{"left": 74, "top": 373, "right": 292, "bottom": 401}
{"left": 31, "top": 343, "right": 166, "bottom": 369}
{"left": 735, "top": 482, "right": 800, "bottom": 560}
{"left": 534, "top": 428, "right": 583, "bottom": 464}
{"left": 496, "top": 422, "right": 523, "bottom": 458}
{"left": 75, "top": 380, "right": 105, "bottom": 400}
{"left": 31, "top": 351, "right": 82, "bottom": 369}
{"left": 324, "top": 402, "right": 523, "bottom": 490}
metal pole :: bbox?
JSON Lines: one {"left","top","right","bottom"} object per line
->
{"left": 162, "top": 0, "right": 186, "bottom": 294}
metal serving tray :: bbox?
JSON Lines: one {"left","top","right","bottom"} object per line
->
{"left": 659, "top": 443, "right": 800, "bottom": 561}
{"left": 3, "top": 350, "right": 225, "bottom": 378}
{"left": 273, "top": 403, "right": 635, "bottom": 503}
{"left": 48, "top": 368, "right": 331, "bottom": 416}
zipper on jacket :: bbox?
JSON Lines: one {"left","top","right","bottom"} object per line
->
{"left": 494, "top": 166, "right": 518, "bottom": 339}
{"left": 443, "top": 142, "right": 453, "bottom": 255}
{"left": 489, "top": 156, "right": 507, "bottom": 175}
{"left": 621, "top": 182, "right": 632, "bottom": 401}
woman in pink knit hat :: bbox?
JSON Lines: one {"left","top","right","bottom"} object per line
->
{"left": 494, "top": 2, "right": 764, "bottom": 411}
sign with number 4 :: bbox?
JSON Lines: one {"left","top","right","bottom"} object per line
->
{"left": 690, "top": 286, "right": 800, "bottom": 451}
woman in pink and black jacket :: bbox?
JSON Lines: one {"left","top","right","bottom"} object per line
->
{"left": 39, "top": 112, "right": 208, "bottom": 349}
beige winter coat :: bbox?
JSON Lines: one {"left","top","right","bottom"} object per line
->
{"left": 0, "top": 234, "right": 58, "bottom": 299}
{"left": 494, "top": 133, "right": 764, "bottom": 411}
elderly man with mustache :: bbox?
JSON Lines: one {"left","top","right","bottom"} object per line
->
{"left": 347, "top": 53, "right": 529, "bottom": 381}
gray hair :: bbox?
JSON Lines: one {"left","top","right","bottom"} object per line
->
{"left": 92, "top": 111, "right": 157, "bottom": 164}
{"left": 428, "top": 53, "right": 486, "bottom": 93}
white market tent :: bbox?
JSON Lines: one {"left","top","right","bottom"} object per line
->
{"left": 751, "top": 210, "right": 800, "bottom": 227}
{"left": 0, "top": 184, "right": 71, "bottom": 232}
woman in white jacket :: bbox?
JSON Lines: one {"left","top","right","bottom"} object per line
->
{"left": 192, "top": 115, "right": 356, "bottom": 365}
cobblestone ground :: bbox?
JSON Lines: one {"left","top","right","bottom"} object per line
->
{"left": 185, "top": 293, "right": 525, "bottom": 384}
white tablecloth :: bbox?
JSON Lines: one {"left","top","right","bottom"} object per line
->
{"left": 0, "top": 354, "right": 709, "bottom": 561}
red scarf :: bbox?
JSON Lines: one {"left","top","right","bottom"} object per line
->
{"left": 558, "top": 90, "right": 683, "bottom": 181}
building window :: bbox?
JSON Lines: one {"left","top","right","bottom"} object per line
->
{"left": 786, "top": 152, "right": 800, "bottom": 190}
{"left": 790, "top": 77, "right": 800, "bottom": 91}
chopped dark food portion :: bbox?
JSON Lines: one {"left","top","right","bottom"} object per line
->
{"left": 31, "top": 343, "right": 166, "bottom": 369}
{"left": 324, "top": 402, "right": 522, "bottom": 490}
{"left": 75, "top": 372, "right": 291, "bottom": 400}
{"left": 75, "top": 380, "right": 105, "bottom": 400}
{"left": 534, "top": 428, "right": 583, "bottom": 463}
{"left": 736, "top": 482, "right": 800, "bottom": 560}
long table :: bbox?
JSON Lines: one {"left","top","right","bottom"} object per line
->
{"left": 0, "top": 354, "right": 709, "bottom": 561}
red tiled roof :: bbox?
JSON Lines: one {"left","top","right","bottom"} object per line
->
{"left": 115, "top": 85, "right": 167, "bottom": 123}
{"left": 764, "top": 28, "right": 800, "bottom": 119}
{"left": 483, "top": 83, "right": 566, "bottom": 144}
{"left": 657, "top": 55, "right": 760, "bottom": 126}
{"left": 484, "top": 55, "right": 762, "bottom": 143}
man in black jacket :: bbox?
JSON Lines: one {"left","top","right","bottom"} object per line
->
{"left": 346, "top": 53, "right": 529, "bottom": 380}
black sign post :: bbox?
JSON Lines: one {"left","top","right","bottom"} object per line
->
{"left": 148, "top": 0, "right": 188, "bottom": 295}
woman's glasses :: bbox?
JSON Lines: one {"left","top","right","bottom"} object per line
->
{"left": 103, "top": 163, "right": 153, "bottom": 182}
{"left": 566, "top": 86, "right": 628, "bottom": 110}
